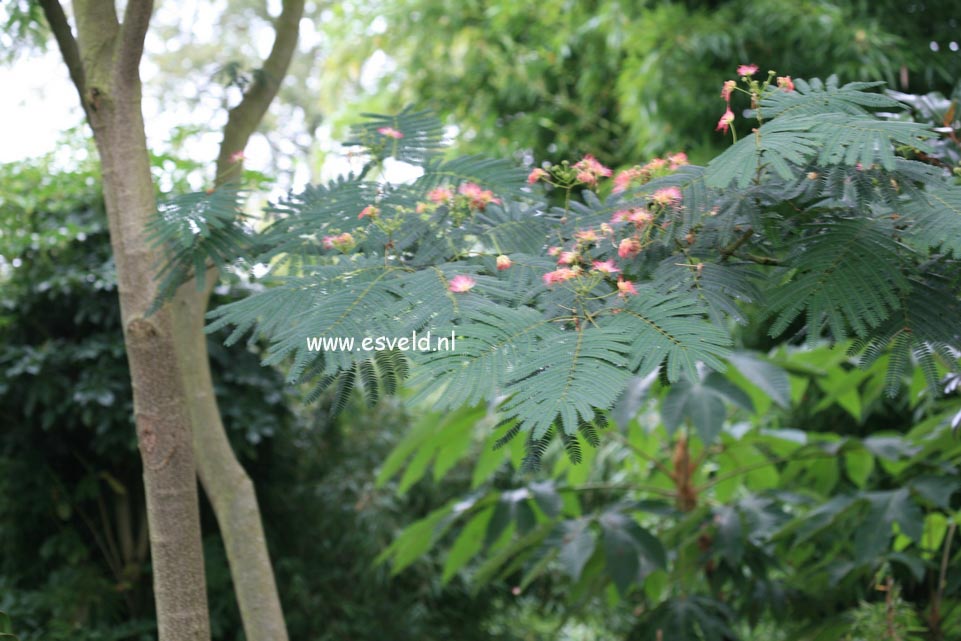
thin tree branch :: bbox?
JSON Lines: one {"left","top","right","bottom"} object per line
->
{"left": 719, "top": 227, "right": 754, "bottom": 261}
{"left": 215, "top": 0, "right": 306, "bottom": 185}
{"left": 117, "top": 0, "right": 154, "bottom": 84}
{"left": 37, "top": 0, "right": 88, "bottom": 113}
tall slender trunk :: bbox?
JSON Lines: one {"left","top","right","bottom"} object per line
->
{"left": 97, "top": 111, "right": 210, "bottom": 639}
{"left": 41, "top": 1, "right": 305, "bottom": 637}
{"left": 174, "top": 2, "right": 304, "bottom": 638}
{"left": 172, "top": 282, "right": 289, "bottom": 641}
{"left": 41, "top": 1, "right": 211, "bottom": 637}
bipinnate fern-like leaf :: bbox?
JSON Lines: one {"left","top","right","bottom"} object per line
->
{"left": 343, "top": 105, "right": 446, "bottom": 165}
{"left": 853, "top": 278, "right": 961, "bottom": 395}
{"left": 760, "top": 77, "right": 904, "bottom": 118}
{"left": 901, "top": 185, "right": 961, "bottom": 258}
{"left": 194, "top": 103, "right": 959, "bottom": 464}
{"left": 605, "top": 286, "right": 732, "bottom": 381}
{"left": 498, "top": 324, "right": 633, "bottom": 440}
{"left": 766, "top": 219, "right": 908, "bottom": 342}
{"left": 406, "top": 301, "right": 553, "bottom": 409}
{"left": 653, "top": 259, "right": 759, "bottom": 325}
{"left": 146, "top": 187, "right": 252, "bottom": 312}
{"left": 706, "top": 76, "right": 935, "bottom": 190}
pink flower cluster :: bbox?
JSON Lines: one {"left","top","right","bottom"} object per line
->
{"left": 358, "top": 205, "right": 379, "bottom": 219}
{"left": 420, "top": 183, "right": 501, "bottom": 211}
{"left": 322, "top": 232, "right": 355, "bottom": 253}
{"left": 717, "top": 65, "right": 795, "bottom": 135}
{"left": 458, "top": 182, "right": 501, "bottom": 210}
{"left": 427, "top": 187, "right": 453, "bottom": 203}
{"left": 527, "top": 167, "right": 549, "bottom": 184}
{"left": 612, "top": 153, "right": 687, "bottom": 194}
{"left": 448, "top": 274, "right": 476, "bottom": 293}
{"left": 538, "top": 222, "right": 640, "bottom": 297}
{"left": 572, "top": 154, "right": 613, "bottom": 186}
{"left": 377, "top": 126, "right": 404, "bottom": 139}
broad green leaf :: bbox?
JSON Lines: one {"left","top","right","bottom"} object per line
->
{"left": 431, "top": 405, "right": 486, "bottom": 481}
{"left": 379, "top": 504, "right": 454, "bottom": 573}
{"left": 662, "top": 372, "right": 750, "bottom": 444}
{"left": 727, "top": 351, "right": 791, "bottom": 408}
{"left": 599, "top": 511, "right": 665, "bottom": 596}
{"left": 909, "top": 476, "right": 960, "bottom": 509}
{"left": 442, "top": 507, "right": 494, "bottom": 584}
{"left": 472, "top": 432, "right": 509, "bottom": 489}
{"left": 714, "top": 505, "right": 744, "bottom": 564}
{"left": 554, "top": 519, "right": 596, "bottom": 581}
{"left": 853, "top": 489, "right": 924, "bottom": 562}
{"left": 844, "top": 448, "right": 874, "bottom": 488}
{"left": 644, "top": 595, "right": 736, "bottom": 641}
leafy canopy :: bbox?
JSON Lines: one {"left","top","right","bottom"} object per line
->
{"left": 149, "top": 73, "right": 961, "bottom": 464}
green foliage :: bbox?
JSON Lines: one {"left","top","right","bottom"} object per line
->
{"left": 0, "top": 153, "right": 527, "bottom": 641}
{"left": 169, "top": 79, "right": 960, "bottom": 639}
{"left": 190, "top": 78, "right": 961, "bottom": 468}
{"left": 146, "top": 186, "right": 253, "bottom": 312}
{"left": 340, "top": 0, "right": 961, "bottom": 166}
{"left": 0, "top": 610, "right": 19, "bottom": 641}
{"left": 375, "top": 341, "right": 961, "bottom": 640}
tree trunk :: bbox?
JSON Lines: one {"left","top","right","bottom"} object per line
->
{"left": 174, "top": 2, "right": 304, "bottom": 638}
{"left": 42, "top": 0, "right": 304, "bottom": 638}
{"left": 172, "top": 282, "right": 289, "bottom": 641}
{"left": 41, "top": 1, "right": 211, "bottom": 638}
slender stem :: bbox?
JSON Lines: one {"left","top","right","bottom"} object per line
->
{"left": 611, "top": 432, "right": 675, "bottom": 478}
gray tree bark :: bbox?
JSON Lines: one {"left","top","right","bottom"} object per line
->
{"left": 40, "top": 0, "right": 306, "bottom": 638}
{"left": 39, "top": 0, "right": 211, "bottom": 638}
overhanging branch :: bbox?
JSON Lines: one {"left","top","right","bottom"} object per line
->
{"left": 38, "top": 0, "right": 87, "bottom": 114}
{"left": 215, "top": 0, "right": 306, "bottom": 184}
{"left": 117, "top": 0, "right": 154, "bottom": 83}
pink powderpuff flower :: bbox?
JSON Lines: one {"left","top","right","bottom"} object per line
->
{"left": 576, "top": 170, "right": 596, "bottom": 185}
{"left": 737, "top": 64, "right": 758, "bottom": 77}
{"left": 667, "top": 152, "right": 689, "bottom": 169}
{"left": 496, "top": 255, "right": 512, "bottom": 270}
{"left": 416, "top": 202, "right": 429, "bottom": 214}
{"left": 324, "top": 232, "right": 355, "bottom": 252}
{"left": 716, "top": 108, "right": 735, "bottom": 134}
{"left": 573, "top": 154, "right": 612, "bottom": 186}
{"left": 547, "top": 246, "right": 562, "bottom": 257}
{"left": 644, "top": 158, "right": 667, "bottom": 172}
{"left": 652, "top": 187, "right": 682, "bottom": 207}
{"left": 427, "top": 187, "right": 453, "bottom": 203}
{"left": 592, "top": 259, "right": 620, "bottom": 274}
{"left": 448, "top": 274, "right": 476, "bottom": 293}
{"left": 378, "top": 126, "right": 404, "bottom": 139}
{"left": 612, "top": 167, "right": 642, "bottom": 193}
{"left": 777, "top": 76, "right": 795, "bottom": 92}
{"left": 611, "top": 209, "right": 633, "bottom": 224}
{"left": 358, "top": 205, "right": 379, "bottom": 219}
{"left": 618, "top": 238, "right": 641, "bottom": 259}
{"left": 459, "top": 182, "right": 501, "bottom": 210}
{"left": 557, "top": 250, "right": 578, "bottom": 265}
{"left": 229, "top": 150, "right": 245, "bottom": 163}
{"left": 617, "top": 277, "right": 638, "bottom": 298}
{"left": 542, "top": 267, "right": 578, "bottom": 286}
{"left": 720, "top": 80, "right": 737, "bottom": 102}
{"left": 527, "top": 167, "right": 549, "bottom": 184}
{"left": 628, "top": 208, "right": 654, "bottom": 227}
{"left": 575, "top": 228, "right": 599, "bottom": 243}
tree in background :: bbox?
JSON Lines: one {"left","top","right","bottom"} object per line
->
{"left": 343, "top": 0, "right": 961, "bottom": 167}
{"left": 15, "top": 0, "right": 305, "bottom": 636}
{"left": 0, "top": 151, "right": 518, "bottom": 641}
